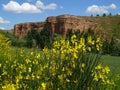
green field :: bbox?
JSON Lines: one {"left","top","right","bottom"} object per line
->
{"left": 102, "top": 55, "right": 120, "bottom": 89}
{"left": 102, "top": 55, "right": 120, "bottom": 74}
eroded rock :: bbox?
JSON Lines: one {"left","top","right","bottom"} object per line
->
{"left": 14, "top": 15, "right": 101, "bottom": 38}
{"left": 14, "top": 22, "right": 45, "bottom": 38}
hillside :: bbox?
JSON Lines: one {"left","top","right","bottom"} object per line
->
{"left": 94, "top": 15, "right": 120, "bottom": 39}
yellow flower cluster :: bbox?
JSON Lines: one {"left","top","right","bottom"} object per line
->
{"left": 2, "top": 83, "right": 16, "bottom": 90}
{"left": 0, "top": 34, "right": 118, "bottom": 90}
{"left": 0, "top": 34, "right": 11, "bottom": 57}
{"left": 53, "top": 35, "right": 102, "bottom": 60}
{"left": 93, "top": 64, "right": 114, "bottom": 85}
{"left": 0, "top": 34, "right": 11, "bottom": 49}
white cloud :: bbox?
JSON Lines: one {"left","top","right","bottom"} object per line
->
{"left": 86, "top": 3, "right": 117, "bottom": 14}
{"left": 0, "top": 27, "right": 5, "bottom": 30}
{"left": 36, "top": 0, "right": 57, "bottom": 10}
{"left": 0, "top": 17, "right": 10, "bottom": 24}
{"left": 3, "top": 1, "right": 41, "bottom": 13}
{"left": 109, "top": 4, "right": 116, "bottom": 9}
{"left": 2, "top": 1, "right": 57, "bottom": 14}
{"left": 118, "top": 13, "right": 120, "bottom": 15}
{"left": 87, "top": 5, "right": 108, "bottom": 14}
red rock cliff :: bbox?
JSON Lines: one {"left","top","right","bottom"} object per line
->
{"left": 14, "top": 15, "right": 101, "bottom": 38}
{"left": 14, "top": 22, "right": 45, "bottom": 38}
{"left": 45, "top": 15, "right": 100, "bottom": 36}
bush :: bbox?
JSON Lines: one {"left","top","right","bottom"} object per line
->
{"left": 0, "top": 33, "right": 11, "bottom": 54}
{"left": 1, "top": 34, "right": 118, "bottom": 90}
{"left": 102, "top": 37, "right": 120, "bottom": 56}
{"left": 25, "top": 29, "right": 52, "bottom": 49}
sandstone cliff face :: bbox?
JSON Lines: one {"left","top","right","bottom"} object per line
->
{"left": 14, "top": 22, "right": 45, "bottom": 38}
{"left": 45, "top": 15, "right": 100, "bottom": 36}
{"left": 14, "top": 15, "right": 101, "bottom": 38}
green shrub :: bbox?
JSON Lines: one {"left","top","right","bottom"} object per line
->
{"left": 1, "top": 34, "right": 119, "bottom": 90}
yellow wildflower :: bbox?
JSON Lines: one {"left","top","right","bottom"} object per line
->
{"left": 41, "top": 82, "right": 46, "bottom": 89}
{"left": 2, "top": 84, "right": 16, "bottom": 90}
{"left": 30, "top": 52, "right": 34, "bottom": 55}
{"left": 36, "top": 53, "right": 40, "bottom": 58}
{"left": 81, "top": 63, "right": 85, "bottom": 68}
{"left": 103, "top": 66, "right": 110, "bottom": 74}
{"left": 95, "top": 64, "right": 102, "bottom": 69}
{"left": 28, "top": 67, "right": 31, "bottom": 72}
{"left": 66, "top": 78, "right": 70, "bottom": 82}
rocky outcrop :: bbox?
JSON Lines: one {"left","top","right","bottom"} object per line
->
{"left": 45, "top": 15, "right": 100, "bottom": 36}
{"left": 14, "top": 22, "right": 45, "bottom": 38}
{"left": 14, "top": 15, "right": 101, "bottom": 38}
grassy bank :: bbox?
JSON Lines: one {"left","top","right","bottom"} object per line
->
{"left": 102, "top": 55, "right": 120, "bottom": 74}
{"left": 102, "top": 55, "right": 120, "bottom": 89}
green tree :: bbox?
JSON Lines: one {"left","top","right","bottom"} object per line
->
{"left": 25, "top": 28, "right": 52, "bottom": 49}
{"left": 38, "top": 29, "right": 51, "bottom": 49}
{"left": 102, "top": 39, "right": 110, "bottom": 54}
{"left": 66, "top": 29, "right": 73, "bottom": 40}
{"left": 91, "top": 14, "right": 93, "bottom": 17}
{"left": 102, "top": 37, "right": 120, "bottom": 56}
{"left": 26, "top": 30, "right": 34, "bottom": 48}
{"left": 102, "top": 13, "right": 106, "bottom": 17}
{"left": 108, "top": 13, "right": 112, "bottom": 16}
{"left": 96, "top": 14, "right": 99, "bottom": 17}
{"left": 109, "top": 37, "right": 120, "bottom": 56}
{"left": 74, "top": 29, "right": 81, "bottom": 39}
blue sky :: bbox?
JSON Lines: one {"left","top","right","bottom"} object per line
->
{"left": 0, "top": 0, "right": 120, "bottom": 30}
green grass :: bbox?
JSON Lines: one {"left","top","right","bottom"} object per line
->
{"left": 102, "top": 55, "right": 120, "bottom": 89}
{"left": 102, "top": 55, "right": 120, "bottom": 74}
{"left": 90, "top": 16, "right": 120, "bottom": 40}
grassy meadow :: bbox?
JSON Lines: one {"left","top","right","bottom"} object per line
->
{"left": 102, "top": 55, "right": 120, "bottom": 74}
{"left": 102, "top": 55, "right": 120, "bottom": 90}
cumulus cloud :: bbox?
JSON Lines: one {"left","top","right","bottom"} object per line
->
{"left": 109, "top": 4, "right": 116, "bottom": 9}
{"left": 0, "top": 27, "right": 5, "bottom": 30}
{"left": 36, "top": 0, "right": 57, "bottom": 10}
{"left": 118, "top": 13, "right": 120, "bottom": 15}
{"left": 86, "top": 3, "right": 117, "bottom": 14}
{"left": 3, "top": 1, "right": 41, "bottom": 13}
{"left": 2, "top": 0, "right": 57, "bottom": 14}
{"left": 0, "top": 17, "right": 10, "bottom": 24}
